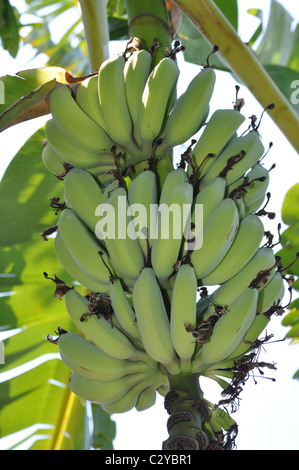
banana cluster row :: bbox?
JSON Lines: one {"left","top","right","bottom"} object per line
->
{"left": 42, "top": 43, "right": 284, "bottom": 414}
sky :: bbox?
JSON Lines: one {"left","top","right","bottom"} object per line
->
{"left": 0, "top": 0, "right": 299, "bottom": 451}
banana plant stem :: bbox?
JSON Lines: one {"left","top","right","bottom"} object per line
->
{"left": 78, "top": 0, "right": 110, "bottom": 72}
{"left": 162, "top": 372, "right": 210, "bottom": 450}
{"left": 173, "top": 0, "right": 299, "bottom": 154}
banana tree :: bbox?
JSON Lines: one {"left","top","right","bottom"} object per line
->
{"left": 0, "top": 0, "right": 298, "bottom": 451}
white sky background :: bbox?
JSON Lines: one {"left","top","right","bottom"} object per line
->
{"left": 0, "top": 0, "right": 298, "bottom": 451}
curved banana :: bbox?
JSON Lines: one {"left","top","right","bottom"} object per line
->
{"left": 127, "top": 169, "right": 158, "bottom": 257}
{"left": 41, "top": 141, "right": 65, "bottom": 175}
{"left": 137, "top": 57, "right": 180, "bottom": 153}
{"left": 75, "top": 74, "right": 108, "bottom": 132}
{"left": 58, "top": 208, "right": 113, "bottom": 286}
{"left": 96, "top": 186, "right": 145, "bottom": 280}
{"left": 201, "top": 247, "right": 277, "bottom": 321}
{"left": 242, "top": 163, "right": 270, "bottom": 207}
{"left": 191, "top": 108, "right": 246, "bottom": 178}
{"left": 151, "top": 181, "right": 194, "bottom": 281}
{"left": 45, "top": 118, "right": 114, "bottom": 169}
{"left": 199, "top": 130, "right": 265, "bottom": 189}
{"left": 201, "top": 214, "right": 265, "bottom": 285}
{"left": 190, "top": 198, "right": 239, "bottom": 280}
{"left": 170, "top": 263, "right": 198, "bottom": 372}
{"left": 101, "top": 374, "right": 157, "bottom": 413}
{"left": 58, "top": 331, "right": 151, "bottom": 381}
{"left": 49, "top": 84, "right": 113, "bottom": 153}
{"left": 192, "top": 287, "right": 258, "bottom": 371}
{"left": 63, "top": 167, "right": 104, "bottom": 233}
{"left": 158, "top": 167, "right": 188, "bottom": 205}
{"left": 54, "top": 228, "right": 109, "bottom": 293}
{"left": 157, "top": 67, "right": 216, "bottom": 154}
{"left": 64, "top": 288, "right": 147, "bottom": 361}
{"left": 218, "top": 272, "right": 285, "bottom": 362}
{"left": 69, "top": 370, "right": 150, "bottom": 404}
{"left": 234, "top": 196, "right": 246, "bottom": 220}
{"left": 98, "top": 55, "right": 138, "bottom": 153}
{"left": 244, "top": 194, "right": 267, "bottom": 216}
{"left": 123, "top": 49, "right": 153, "bottom": 146}
{"left": 193, "top": 175, "right": 226, "bottom": 227}
{"left": 133, "top": 267, "right": 181, "bottom": 374}
{"left": 135, "top": 372, "right": 168, "bottom": 411}
{"left": 109, "top": 277, "right": 142, "bottom": 343}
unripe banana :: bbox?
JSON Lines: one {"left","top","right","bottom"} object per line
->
{"left": 244, "top": 194, "right": 266, "bottom": 216}
{"left": 190, "top": 198, "right": 239, "bottom": 280}
{"left": 58, "top": 208, "right": 114, "bottom": 287}
{"left": 101, "top": 374, "right": 157, "bottom": 413}
{"left": 64, "top": 288, "right": 147, "bottom": 361}
{"left": 202, "top": 247, "right": 277, "bottom": 321}
{"left": 218, "top": 272, "right": 285, "bottom": 363}
{"left": 49, "top": 85, "right": 113, "bottom": 153}
{"left": 157, "top": 67, "right": 216, "bottom": 153}
{"left": 45, "top": 118, "right": 114, "bottom": 169}
{"left": 243, "top": 163, "right": 270, "bottom": 207}
{"left": 127, "top": 169, "right": 158, "bottom": 257}
{"left": 41, "top": 142, "right": 65, "bottom": 175}
{"left": 98, "top": 55, "right": 138, "bottom": 153}
{"left": 133, "top": 267, "right": 180, "bottom": 374}
{"left": 199, "top": 130, "right": 265, "bottom": 189}
{"left": 96, "top": 186, "right": 145, "bottom": 280}
{"left": 234, "top": 196, "right": 246, "bottom": 220}
{"left": 137, "top": 57, "right": 180, "bottom": 153}
{"left": 63, "top": 167, "right": 104, "bottom": 233}
{"left": 201, "top": 214, "right": 265, "bottom": 285}
{"left": 58, "top": 331, "right": 150, "bottom": 381}
{"left": 170, "top": 263, "right": 197, "bottom": 372}
{"left": 151, "top": 181, "right": 193, "bottom": 281}
{"left": 69, "top": 370, "right": 149, "bottom": 404}
{"left": 192, "top": 175, "right": 226, "bottom": 227}
{"left": 191, "top": 108, "right": 246, "bottom": 178}
{"left": 75, "top": 74, "right": 108, "bottom": 132}
{"left": 192, "top": 287, "right": 258, "bottom": 371}
{"left": 135, "top": 372, "right": 168, "bottom": 411}
{"left": 158, "top": 167, "right": 188, "bottom": 205}
{"left": 54, "top": 228, "right": 109, "bottom": 293}
{"left": 109, "top": 277, "right": 142, "bottom": 343}
{"left": 123, "top": 49, "right": 153, "bottom": 146}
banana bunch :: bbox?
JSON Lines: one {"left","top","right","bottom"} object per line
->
{"left": 42, "top": 39, "right": 284, "bottom": 421}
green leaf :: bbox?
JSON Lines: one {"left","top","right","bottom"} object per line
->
{"left": 281, "top": 182, "right": 299, "bottom": 226}
{"left": 264, "top": 65, "right": 299, "bottom": 116}
{"left": 91, "top": 403, "right": 116, "bottom": 450}
{"left": 0, "top": 0, "right": 20, "bottom": 58}
{"left": 0, "top": 127, "right": 64, "bottom": 246}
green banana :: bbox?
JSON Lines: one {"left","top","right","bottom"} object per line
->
{"left": 123, "top": 48, "right": 153, "bottom": 146}
{"left": 133, "top": 267, "right": 180, "bottom": 374}
{"left": 64, "top": 287, "right": 146, "bottom": 361}
{"left": 63, "top": 167, "right": 104, "bottom": 233}
{"left": 127, "top": 169, "right": 158, "bottom": 257}
{"left": 98, "top": 55, "right": 138, "bottom": 153}
{"left": 242, "top": 163, "right": 270, "bottom": 207}
{"left": 192, "top": 175, "right": 226, "bottom": 227}
{"left": 190, "top": 198, "right": 239, "bottom": 279}
{"left": 41, "top": 141, "right": 65, "bottom": 175}
{"left": 201, "top": 247, "right": 277, "bottom": 321}
{"left": 75, "top": 74, "right": 108, "bottom": 132}
{"left": 199, "top": 130, "right": 265, "bottom": 189}
{"left": 58, "top": 331, "right": 151, "bottom": 381}
{"left": 244, "top": 194, "right": 267, "bottom": 216}
{"left": 54, "top": 228, "right": 109, "bottom": 293}
{"left": 151, "top": 181, "right": 193, "bottom": 281}
{"left": 69, "top": 370, "right": 150, "bottom": 404}
{"left": 158, "top": 167, "right": 188, "bottom": 205}
{"left": 101, "top": 374, "right": 157, "bottom": 413}
{"left": 191, "top": 108, "right": 246, "bottom": 178}
{"left": 192, "top": 287, "right": 258, "bottom": 371}
{"left": 201, "top": 214, "right": 265, "bottom": 285}
{"left": 170, "top": 263, "right": 198, "bottom": 372}
{"left": 234, "top": 196, "right": 246, "bottom": 220}
{"left": 109, "top": 276, "right": 142, "bottom": 343}
{"left": 157, "top": 67, "right": 216, "bottom": 154}
{"left": 49, "top": 84, "right": 113, "bottom": 153}
{"left": 45, "top": 118, "right": 114, "bottom": 169}
{"left": 137, "top": 57, "right": 180, "bottom": 153}
{"left": 135, "top": 372, "right": 168, "bottom": 411}
{"left": 220, "top": 272, "right": 285, "bottom": 362}
{"left": 58, "top": 208, "right": 113, "bottom": 286}
{"left": 97, "top": 186, "right": 145, "bottom": 280}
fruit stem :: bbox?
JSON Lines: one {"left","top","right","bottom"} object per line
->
{"left": 162, "top": 372, "right": 210, "bottom": 450}
{"left": 78, "top": 0, "right": 110, "bottom": 72}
